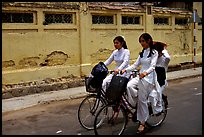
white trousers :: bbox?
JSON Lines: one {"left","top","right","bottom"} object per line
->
{"left": 149, "top": 81, "right": 167, "bottom": 114}
{"left": 126, "top": 76, "right": 139, "bottom": 107}
{"left": 137, "top": 79, "right": 154, "bottom": 123}
{"left": 126, "top": 75, "right": 167, "bottom": 123}
{"left": 102, "top": 74, "right": 113, "bottom": 92}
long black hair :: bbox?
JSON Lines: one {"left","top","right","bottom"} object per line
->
{"left": 139, "top": 33, "right": 155, "bottom": 58}
{"left": 154, "top": 42, "right": 164, "bottom": 53}
{"left": 113, "top": 36, "right": 128, "bottom": 49}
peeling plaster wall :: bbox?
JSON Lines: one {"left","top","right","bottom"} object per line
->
{"left": 2, "top": 2, "right": 202, "bottom": 84}
{"left": 2, "top": 32, "right": 80, "bottom": 68}
{"left": 2, "top": 29, "right": 80, "bottom": 84}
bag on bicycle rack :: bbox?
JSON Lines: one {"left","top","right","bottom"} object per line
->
{"left": 155, "top": 66, "right": 166, "bottom": 87}
{"left": 105, "top": 75, "right": 129, "bottom": 103}
{"left": 85, "top": 62, "right": 108, "bottom": 92}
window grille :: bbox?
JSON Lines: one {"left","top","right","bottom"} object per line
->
{"left": 154, "top": 17, "right": 169, "bottom": 25}
{"left": 175, "top": 18, "right": 188, "bottom": 25}
{"left": 44, "top": 13, "right": 73, "bottom": 24}
{"left": 92, "top": 15, "right": 114, "bottom": 24}
{"left": 2, "top": 12, "right": 33, "bottom": 23}
{"left": 147, "top": 6, "right": 152, "bottom": 15}
{"left": 122, "top": 16, "right": 140, "bottom": 24}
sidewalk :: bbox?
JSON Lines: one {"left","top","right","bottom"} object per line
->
{"left": 2, "top": 67, "right": 202, "bottom": 113}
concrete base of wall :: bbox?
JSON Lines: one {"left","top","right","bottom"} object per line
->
{"left": 2, "top": 65, "right": 82, "bottom": 85}
{"left": 2, "top": 62, "right": 202, "bottom": 99}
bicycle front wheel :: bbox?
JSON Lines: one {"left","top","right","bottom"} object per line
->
{"left": 94, "top": 104, "right": 127, "bottom": 135}
{"left": 77, "top": 94, "right": 105, "bottom": 130}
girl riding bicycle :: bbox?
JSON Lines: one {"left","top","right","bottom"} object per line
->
{"left": 102, "top": 35, "right": 131, "bottom": 92}
{"left": 121, "top": 33, "right": 159, "bottom": 133}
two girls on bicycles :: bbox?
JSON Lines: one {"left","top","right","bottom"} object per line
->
{"left": 79, "top": 33, "right": 170, "bottom": 134}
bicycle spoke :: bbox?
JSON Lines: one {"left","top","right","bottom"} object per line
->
{"left": 78, "top": 94, "right": 105, "bottom": 130}
{"left": 94, "top": 104, "right": 127, "bottom": 135}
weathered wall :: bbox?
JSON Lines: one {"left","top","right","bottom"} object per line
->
{"left": 2, "top": 2, "right": 202, "bottom": 84}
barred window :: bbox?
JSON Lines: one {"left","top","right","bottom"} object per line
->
{"left": 2, "top": 12, "right": 33, "bottom": 23}
{"left": 175, "top": 18, "right": 188, "bottom": 25}
{"left": 92, "top": 15, "right": 114, "bottom": 24}
{"left": 154, "top": 17, "right": 169, "bottom": 25}
{"left": 122, "top": 16, "right": 140, "bottom": 24}
{"left": 44, "top": 13, "right": 73, "bottom": 24}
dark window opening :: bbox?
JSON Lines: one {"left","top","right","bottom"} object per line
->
{"left": 44, "top": 13, "right": 73, "bottom": 24}
{"left": 154, "top": 17, "right": 169, "bottom": 25}
{"left": 175, "top": 18, "right": 188, "bottom": 25}
{"left": 122, "top": 16, "right": 140, "bottom": 24}
{"left": 92, "top": 15, "right": 114, "bottom": 24}
{"left": 147, "top": 6, "right": 152, "bottom": 15}
{"left": 2, "top": 12, "right": 33, "bottom": 23}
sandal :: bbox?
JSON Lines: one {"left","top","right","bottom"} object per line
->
{"left": 137, "top": 123, "right": 145, "bottom": 134}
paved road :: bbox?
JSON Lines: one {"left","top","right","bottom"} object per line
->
{"left": 2, "top": 76, "right": 202, "bottom": 135}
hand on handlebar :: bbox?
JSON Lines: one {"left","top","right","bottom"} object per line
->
{"left": 120, "top": 69, "right": 126, "bottom": 75}
{"left": 139, "top": 72, "right": 148, "bottom": 79}
{"left": 114, "top": 69, "right": 120, "bottom": 75}
{"left": 110, "top": 69, "right": 127, "bottom": 75}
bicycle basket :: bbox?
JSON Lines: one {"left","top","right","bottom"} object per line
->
{"left": 105, "top": 75, "right": 129, "bottom": 103}
{"left": 85, "top": 76, "right": 98, "bottom": 93}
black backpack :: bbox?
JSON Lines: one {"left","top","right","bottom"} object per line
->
{"left": 155, "top": 66, "right": 166, "bottom": 87}
{"left": 105, "top": 75, "right": 129, "bottom": 104}
{"left": 89, "top": 62, "right": 109, "bottom": 88}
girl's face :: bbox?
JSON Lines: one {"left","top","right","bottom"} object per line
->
{"left": 139, "top": 37, "right": 149, "bottom": 49}
{"left": 114, "top": 39, "right": 123, "bottom": 49}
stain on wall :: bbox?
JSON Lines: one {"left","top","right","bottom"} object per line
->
{"left": 90, "top": 48, "right": 113, "bottom": 63}
{"left": 40, "top": 51, "right": 69, "bottom": 66}
{"left": 2, "top": 60, "right": 15, "bottom": 68}
{"left": 18, "top": 57, "right": 40, "bottom": 68}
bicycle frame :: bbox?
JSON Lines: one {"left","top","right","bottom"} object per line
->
{"left": 90, "top": 88, "right": 107, "bottom": 114}
{"left": 93, "top": 70, "right": 168, "bottom": 135}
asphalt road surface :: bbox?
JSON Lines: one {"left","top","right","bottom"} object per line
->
{"left": 2, "top": 76, "right": 202, "bottom": 135}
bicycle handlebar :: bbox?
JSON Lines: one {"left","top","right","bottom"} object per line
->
{"left": 108, "top": 70, "right": 138, "bottom": 76}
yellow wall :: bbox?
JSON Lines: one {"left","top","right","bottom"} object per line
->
{"left": 2, "top": 2, "right": 202, "bottom": 84}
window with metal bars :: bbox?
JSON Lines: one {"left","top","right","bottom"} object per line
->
{"left": 154, "top": 17, "right": 169, "bottom": 25}
{"left": 2, "top": 12, "right": 33, "bottom": 23}
{"left": 44, "top": 13, "right": 73, "bottom": 24}
{"left": 122, "top": 16, "right": 140, "bottom": 24}
{"left": 92, "top": 15, "right": 114, "bottom": 24}
{"left": 175, "top": 18, "right": 188, "bottom": 25}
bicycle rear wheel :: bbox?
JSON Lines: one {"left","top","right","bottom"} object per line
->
{"left": 77, "top": 94, "right": 105, "bottom": 130}
{"left": 146, "top": 96, "right": 168, "bottom": 127}
{"left": 94, "top": 104, "right": 127, "bottom": 135}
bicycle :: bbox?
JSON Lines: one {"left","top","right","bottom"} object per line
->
{"left": 77, "top": 70, "right": 114, "bottom": 130}
{"left": 93, "top": 70, "right": 168, "bottom": 135}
